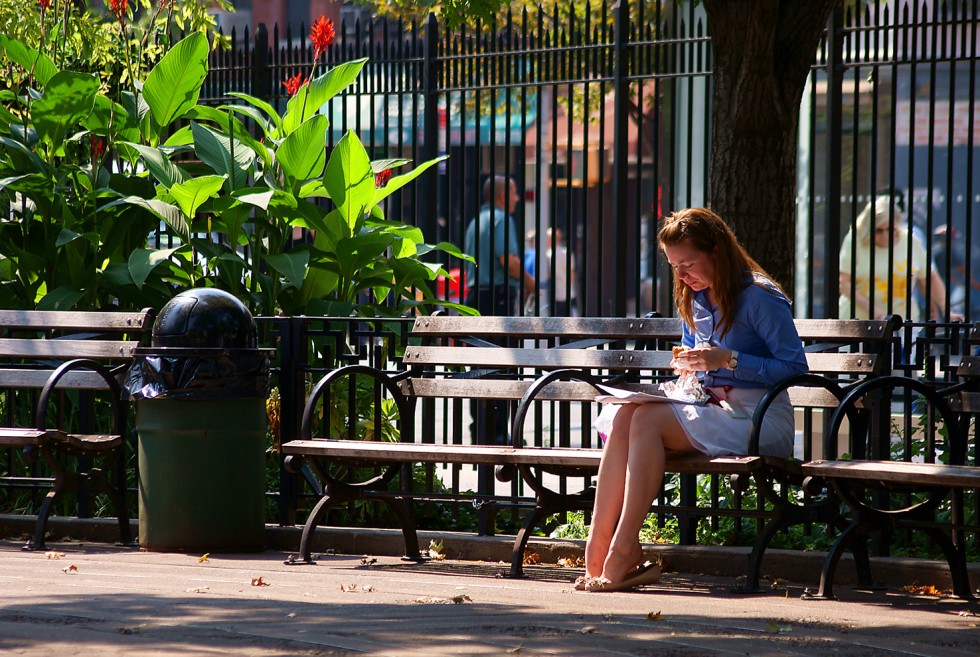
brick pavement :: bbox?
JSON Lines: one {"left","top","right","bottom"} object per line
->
{"left": 0, "top": 533, "right": 978, "bottom": 657}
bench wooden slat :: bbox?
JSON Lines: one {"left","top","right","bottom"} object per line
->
{"left": 793, "top": 319, "right": 893, "bottom": 341}
{"left": 956, "top": 356, "right": 980, "bottom": 377}
{"left": 0, "top": 428, "right": 46, "bottom": 446}
{"left": 402, "top": 377, "right": 853, "bottom": 409}
{"left": 403, "top": 346, "right": 674, "bottom": 370}
{"left": 0, "top": 338, "right": 141, "bottom": 360}
{"left": 803, "top": 460, "right": 980, "bottom": 489}
{"left": 800, "top": 353, "right": 877, "bottom": 373}
{"left": 282, "top": 439, "right": 762, "bottom": 474}
{"left": 0, "top": 368, "right": 112, "bottom": 389}
{"left": 410, "top": 316, "right": 682, "bottom": 340}
{"left": 950, "top": 391, "right": 980, "bottom": 413}
{"left": 0, "top": 310, "right": 152, "bottom": 331}
{"left": 408, "top": 316, "right": 895, "bottom": 343}
{"left": 403, "top": 345, "right": 876, "bottom": 375}
{"left": 401, "top": 378, "right": 648, "bottom": 402}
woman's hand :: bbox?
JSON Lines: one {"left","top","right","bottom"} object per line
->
{"left": 672, "top": 345, "right": 732, "bottom": 373}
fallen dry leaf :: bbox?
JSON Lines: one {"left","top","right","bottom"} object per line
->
{"left": 44, "top": 552, "right": 66, "bottom": 560}
{"left": 522, "top": 551, "right": 541, "bottom": 565}
{"left": 557, "top": 556, "right": 585, "bottom": 568}
{"left": 646, "top": 611, "right": 663, "bottom": 621}
{"left": 902, "top": 583, "right": 946, "bottom": 596}
{"left": 413, "top": 594, "right": 472, "bottom": 605}
{"left": 427, "top": 539, "right": 446, "bottom": 560}
{"left": 198, "top": 553, "right": 210, "bottom": 563}
{"left": 579, "top": 626, "right": 598, "bottom": 634}
{"left": 251, "top": 576, "right": 270, "bottom": 587}
{"left": 507, "top": 646, "right": 523, "bottom": 654}
{"left": 360, "top": 557, "right": 377, "bottom": 566}
{"left": 186, "top": 586, "right": 210, "bottom": 594}
{"left": 62, "top": 565, "right": 78, "bottom": 574}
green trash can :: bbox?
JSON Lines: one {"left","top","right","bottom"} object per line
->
{"left": 126, "top": 288, "right": 274, "bottom": 552}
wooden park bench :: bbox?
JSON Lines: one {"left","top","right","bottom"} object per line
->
{"left": 0, "top": 309, "right": 154, "bottom": 549}
{"left": 282, "top": 314, "right": 900, "bottom": 588}
{"left": 801, "top": 325, "right": 980, "bottom": 600}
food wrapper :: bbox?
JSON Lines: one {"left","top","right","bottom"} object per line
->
{"left": 658, "top": 372, "right": 710, "bottom": 404}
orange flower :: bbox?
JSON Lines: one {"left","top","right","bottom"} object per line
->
{"left": 310, "top": 16, "right": 335, "bottom": 59}
{"left": 375, "top": 169, "right": 393, "bottom": 188}
{"left": 282, "top": 72, "right": 307, "bottom": 97}
{"left": 109, "top": 0, "right": 128, "bottom": 26}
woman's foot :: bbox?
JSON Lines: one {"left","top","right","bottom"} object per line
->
{"left": 584, "top": 561, "right": 661, "bottom": 593}
{"left": 599, "top": 542, "right": 645, "bottom": 584}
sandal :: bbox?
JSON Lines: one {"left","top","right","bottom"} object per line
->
{"left": 584, "top": 561, "right": 662, "bottom": 593}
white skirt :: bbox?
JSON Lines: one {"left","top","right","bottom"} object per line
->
{"left": 593, "top": 387, "right": 795, "bottom": 458}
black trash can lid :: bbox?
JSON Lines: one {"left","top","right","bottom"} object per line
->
{"left": 152, "top": 288, "right": 257, "bottom": 349}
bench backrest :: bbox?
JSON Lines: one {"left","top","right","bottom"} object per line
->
{"left": 398, "top": 315, "right": 899, "bottom": 408}
{"left": 0, "top": 309, "right": 154, "bottom": 390}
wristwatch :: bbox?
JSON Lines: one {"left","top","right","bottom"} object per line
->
{"left": 727, "top": 349, "right": 739, "bottom": 370}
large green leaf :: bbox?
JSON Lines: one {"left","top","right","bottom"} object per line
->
{"left": 118, "top": 142, "right": 188, "bottom": 188}
{"left": 225, "top": 92, "right": 284, "bottom": 138}
{"left": 190, "top": 122, "right": 256, "bottom": 191}
{"left": 128, "top": 246, "right": 184, "bottom": 290}
{"left": 36, "top": 286, "right": 84, "bottom": 311}
{"left": 280, "top": 58, "right": 367, "bottom": 137}
{"left": 32, "top": 71, "right": 99, "bottom": 153}
{"left": 373, "top": 155, "right": 448, "bottom": 207}
{"left": 232, "top": 188, "right": 274, "bottom": 211}
{"left": 183, "top": 105, "right": 272, "bottom": 169}
{"left": 103, "top": 196, "right": 188, "bottom": 241}
{"left": 143, "top": 32, "right": 209, "bottom": 129}
{"left": 170, "top": 175, "right": 226, "bottom": 218}
{"left": 0, "top": 137, "right": 45, "bottom": 173}
{"left": 266, "top": 251, "right": 310, "bottom": 290}
{"left": 0, "top": 35, "right": 58, "bottom": 86}
{"left": 324, "top": 131, "right": 374, "bottom": 230}
{"left": 277, "top": 115, "right": 328, "bottom": 186}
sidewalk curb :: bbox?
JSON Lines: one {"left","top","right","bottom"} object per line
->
{"left": 1, "top": 514, "right": 975, "bottom": 590}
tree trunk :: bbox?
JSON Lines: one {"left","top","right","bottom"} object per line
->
{"left": 702, "top": 0, "right": 839, "bottom": 297}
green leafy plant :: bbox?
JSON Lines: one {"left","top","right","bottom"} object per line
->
{"left": 1, "top": 8, "right": 473, "bottom": 316}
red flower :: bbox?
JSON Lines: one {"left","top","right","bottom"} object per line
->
{"left": 37, "top": 0, "right": 51, "bottom": 9}
{"left": 109, "top": 0, "right": 128, "bottom": 26}
{"left": 310, "top": 16, "right": 335, "bottom": 59}
{"left": 282, "top": 72, "right": 307, "bottom": 97}
{"left": 90, "top": 135, "right": 106, "bottom": 160}
{"left": 375, "top": 169, "right": 393, "bottom": 188}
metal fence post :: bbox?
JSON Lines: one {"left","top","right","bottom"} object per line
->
{"left": 419, "top": 14, "right": 441, "bottom": 246}
{"left": 608, "top": 0, "right": 632, "bottom": 317}
{"left": 251, "top": 23, "right": 271, "bottom": 101}
{"left": 824, "top": 7, "right": 844, "bottom": 319}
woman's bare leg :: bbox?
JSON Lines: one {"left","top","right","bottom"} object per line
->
{"left": 584, "top": 405, "right": 637, "bottom": 577}
{"left": 600, "top": 404, "right": 698, "bottom": 584}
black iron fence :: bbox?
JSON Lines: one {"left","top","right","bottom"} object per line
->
{"left": 202, "top": 0, "right": 978, "bottom": 324}
{"left": 2, "top": 1, "right": 979, "bottom": 557}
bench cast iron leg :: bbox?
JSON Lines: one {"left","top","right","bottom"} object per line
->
{"left": 381, "top": 497, "right": 425, "bottom": 562}
{"left": 506, "top": 506, "right": 548, "bottom": 578}
{"left": 286, "top": 493, "right": 337, "bottom": 565}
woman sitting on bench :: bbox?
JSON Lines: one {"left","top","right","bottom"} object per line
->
{"left": 580, "top": 207, "right": 809, "bottom": 593}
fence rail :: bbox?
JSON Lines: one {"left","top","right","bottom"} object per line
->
{"left": 2, "top": 0, "right": 979, "bottom": 559}
{"left": 201, "top": 0, "right": 978, "bottom": 324}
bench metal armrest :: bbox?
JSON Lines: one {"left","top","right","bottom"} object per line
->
{"left": 301, "top": 364, "right": 408, "bottom": 441}
{"left": 826, "top": 375, "right": 965, "bottom": 464}
{"left": 748, "top": 373, "right": 849, "bottom": 456}
{"left": 510, "top": 368, "right": 604, "bottom": 449}
{"left": 36, "top": 358, "right": 125, "bottom": 436}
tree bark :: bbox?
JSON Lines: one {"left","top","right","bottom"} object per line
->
{"left": 702, "top": 0, "right": 839, "bottom": 296}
